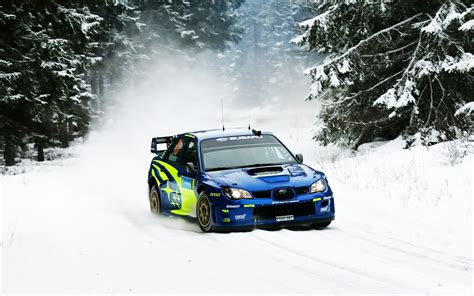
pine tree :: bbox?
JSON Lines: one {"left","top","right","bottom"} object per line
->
{"left": 0, "top": 1, "right": 102, "bottom": 163}
{"left": 294, "top": 0, "right": 473, "bottom": 148}
{"left": 0, "top": 2, "right": 39, "bottom": 164}
{"left": 223, "top": 0, "right": 317, "bottom": 105}
{"left": 1, "top": 0, "right": 245, "bottom": 166}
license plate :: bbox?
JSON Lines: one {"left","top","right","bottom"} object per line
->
{"left": 276, "top": 215, "right": 294, "bottom": 222}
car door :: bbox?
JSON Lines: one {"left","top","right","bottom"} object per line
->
{"left": 156, "top": 136, "right": 198, "bottom": 216}
{"left": 177, "top": 138, "right": 199, "bottom": 217}
{"left": 156, "top": 137, "right": 186, "bottom": 213}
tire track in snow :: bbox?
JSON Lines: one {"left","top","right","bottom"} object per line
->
{"left": 345, "top": 221, "right": 473, "bottom": 272}
{"left": 248, "top": 230, "right": 411, "bottom": 292}
{"left": 243, "top": 230, "right": 363, "bottom": 291}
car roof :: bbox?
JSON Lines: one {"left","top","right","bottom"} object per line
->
{"left": 178, "top": 128, "right": 272, "bottom": 141}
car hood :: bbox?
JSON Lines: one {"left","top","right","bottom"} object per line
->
{"left": 206, "top": 163, "right": 324, "bottom": 190}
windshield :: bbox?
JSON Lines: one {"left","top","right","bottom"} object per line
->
{"left": 201, "top": 135, "right": 297, "bottom": 171}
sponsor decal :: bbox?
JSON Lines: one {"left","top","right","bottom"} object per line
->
{"left": 276, "top": 215, "right": 294, "bottom": 222}
{"left": 323, "top": 196, "right": 332, "bottom": 200}
{"left": 272, "top": 200, "right": 298, "bottom": 205}
{"left": 210, "top": 192, "right": 221, "bottom": 197}
{"left": 223, "top": 218, "right": 231, "bottom": 223}
{"left": 228, "top": 135, "right": 262, "bottom": 140}
{"left": 216, "top": 135, "right": 262, "bottom": 142}
{"left": 234, "top": 214, "right": 246, "bottom": 220}
{"left": 181, "top": 177, "right": 194, "bottom": 190}
{"left": 226, "top": 205, "right": 240, "bottom": 208}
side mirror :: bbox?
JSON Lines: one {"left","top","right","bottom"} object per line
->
{"left": 186, "top": 162, "right": 198, "bottom": 173}
{"left": 295, "top": 153, "right": 303, "bottom": 163}
{"left": 151, "top": 140, "right": 167, "bottom": 157}
{"left": 151, "top": 142, "right": 157, "bottom": 154}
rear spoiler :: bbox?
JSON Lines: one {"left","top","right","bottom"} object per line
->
{"left": 150, "top": 136, "right": 173, "bottom": 154}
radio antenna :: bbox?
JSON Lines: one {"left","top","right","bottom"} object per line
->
{"left": 221, "top": 98, "right": 225, "bottom": 131}
{"left": 248, "top": 116, "right": 251, "bottom": 130}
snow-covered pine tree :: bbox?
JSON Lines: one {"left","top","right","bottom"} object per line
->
{"left": 41, "top": 3, "right": 102, "bottom": 148}
{"left": 0, "top": 3, "right": 30, "bottom": 165}
{"left": 86, "top": 0, "right": 145, "bottom": 111}
{"left": 1, "top": 0, "right": 245, "bottom": 166}
{"left": 134, "top": 0, "right": 244, "bottom": 51}
{"left": 225, "top": 0, "right": 317, "bottom": 105}
{"left": 294, "top": 0, "right": 473, "bottom": 148}
{"left": 87, "top": 0, "right": 245, "bottom": 109}
{"left": 0, "top": 1, "right": 102, "bottom": 163}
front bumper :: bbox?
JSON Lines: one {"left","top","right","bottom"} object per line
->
{"left": 210, "top": 194, "right": 335, "bottom": 231}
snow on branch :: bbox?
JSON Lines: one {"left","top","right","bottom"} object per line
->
{"left": 0, "top": 11, "right": 16, "bottom": 21}
{"left": 298, "top": 4, "right": 338, "bottom": 31}
{"left": 57, "top": 5, "right": 103, "bottom": 36}
{"left": 455, "top": 102, "right": 474, "bottom": 116}
{"left": 443, "top": 52, "right": 474, "bottom": 73}
{"left": 304, "top": 13, "right": 424, "bottom": 77}
{"left": 459, "top": 19, "right": 474, "bottom": 31}
{"left": 290, "top": 4, "right": 339, "bottom": 45}
{"left": 411, "top": 52, "right": 474, "bottom": 78}
{"left": 374, "top": 79, "right": 418, "bottom": 109}
{"left": 0, "top": 72, "right": 21, "bottom": 82}
{"left": 422, "top": 1, "right": 473, "bottom": 34}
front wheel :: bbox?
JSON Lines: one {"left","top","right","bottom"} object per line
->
{"left": 197, "top": 192, "right": 213, "bottom": 232}
{"left": 149, "top": 184, "right": 161, "bottom": 214}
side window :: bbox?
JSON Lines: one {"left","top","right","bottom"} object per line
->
{"left": 163, "top": 138, "right": 185, "bottom": 163}
{"left": 181, "top": 140, "right": 198, "bottom": 167}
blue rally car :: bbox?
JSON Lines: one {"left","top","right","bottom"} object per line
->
{"left": 148, "top": 129, "right": 335, "bottom": 232}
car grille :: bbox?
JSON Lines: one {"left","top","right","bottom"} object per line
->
{"left": 252, "top": 190, "right": 271, "bottom": 198}
{"left": 253, "top": 201, "right": 315, "bottom": 221}
{"left": 273, "top": 188, "right": 295, "bottom": 199}
{"left": 252, "top": 187, "right": 310, "bottom": 199}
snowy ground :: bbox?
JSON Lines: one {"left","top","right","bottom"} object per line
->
{"left": 2, "top": 135, "right": 472, "bottom": 294}
{"left": 1, "top": 58, "right": 473, "bottom": 294}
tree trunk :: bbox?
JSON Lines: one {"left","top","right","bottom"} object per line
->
{"left": 67, "top": 118, "right": 74, "bottom": 143}
{"left": 98, "top": 73, "right": 104, "bottom": 112}
{"left": 4, "top": 135, "right": 17, "bottom": 166}
{"left": 59, "top": 121, "right": 69, "bottom": 148}
{"left": 352, "top": 124, "right": 376, "bottom": 150}
{"left": 37, "top": 141, "right": 44, "bottom": 162}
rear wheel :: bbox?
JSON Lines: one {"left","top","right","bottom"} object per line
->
{"left": 197, "top": 192, "right": 213, "bottom": 232}
{"left": 149, "top": 184, "right": 161, "bottom": 214}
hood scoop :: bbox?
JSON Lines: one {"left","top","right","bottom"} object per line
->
{"left": 245, "top": 166, "right": 290, "bottom": 183}
{"left": 246, "top": 166, "right": 283, "bottom": 176}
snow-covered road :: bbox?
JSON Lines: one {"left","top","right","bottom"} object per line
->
{"left": 1, "top": 60, "right": 472, "bottom": 294}
{"left": 2, "top": 133, "right": 472, "bottom": 294}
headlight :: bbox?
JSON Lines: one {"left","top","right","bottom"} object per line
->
{"left": 223, "top": 187, "right": 252, "bottom": 199}
{"left": 311, "top": 179, "right": 326, "bottom": 193}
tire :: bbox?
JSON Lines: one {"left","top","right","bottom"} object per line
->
{"left": 149, "top": 184, "right": 161, "bottom": 214}
{"left": 312, "top": 221, "right": 331, "bottom": 229}
{"left": 197, "top": 192, "right": 213, "bottom": 232}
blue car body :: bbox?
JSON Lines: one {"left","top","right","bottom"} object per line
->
{"left": 147, "top": 129, "right": 335, "bottom": 231}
